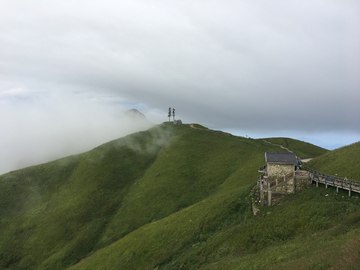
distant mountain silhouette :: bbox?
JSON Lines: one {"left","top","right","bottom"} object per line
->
{"left": 125, "top": 109, "right": 147, "bottom": 120}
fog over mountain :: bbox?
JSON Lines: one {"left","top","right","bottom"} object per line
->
{"left": 0, "top": 90, "right": 155, "bottom": 174}
{"left": 1, "top": 0, "right": 360, "bottom": 173}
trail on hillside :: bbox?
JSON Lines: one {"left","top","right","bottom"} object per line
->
{"left": 189, "top": 124, "right": 231, "bottom": 136}
{"left": 262, "top": 139, "right": 293, "bottom": 153}
{"left": 189, "top": 125, "right": 316, "bottom": 163}
{"left": 189, "top": 124, "right": 201, "bottom": 130}
{"left": 262, "top": 140, "right": 315, "bottom": 164}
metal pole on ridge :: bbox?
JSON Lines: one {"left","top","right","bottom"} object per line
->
{"left": 168, "top": 107, "right": 171, "bottom": 122}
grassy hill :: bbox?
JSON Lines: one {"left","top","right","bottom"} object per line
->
{"left": 1, "top": 124, "right": 359, "bottom": 269}
{"left": 304, "top": 141, "right": 360, "bottom": 180}
{"left": 264, "top": 137, "right": 328, "bottom": 157}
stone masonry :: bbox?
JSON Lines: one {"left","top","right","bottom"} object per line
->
{"left": 267, "top": 163, "right": 294, "bottom": 181}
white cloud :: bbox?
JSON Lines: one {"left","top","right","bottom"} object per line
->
{"left": 0, "top": 0, "right": 359, "bottom": 173}
{"left": 0, "top": 89, "right": 156, "bottom": 174}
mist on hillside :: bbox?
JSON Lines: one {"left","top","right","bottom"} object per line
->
{"left": 0, "top": 90, "right": 160, "bottom": 175}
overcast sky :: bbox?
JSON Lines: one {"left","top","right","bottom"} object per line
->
{"left": 1, "top": 0, "right": 360, "bottom": 174}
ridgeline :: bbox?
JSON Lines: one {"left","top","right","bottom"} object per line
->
{"left": 0, "top": 124, "right": 359, "bottom": 269}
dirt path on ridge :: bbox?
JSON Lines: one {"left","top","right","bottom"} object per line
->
{"left": 262, "top": 139, "right": 293, "bottom": 153}
{"left": 189, "top": 124, "right": 231, "bottom": 136}
{"left": 262, "top": 140, "right": 313, "bottom": 162}
{"left": 189, "top": 124, "right": 201, "bottom": 130}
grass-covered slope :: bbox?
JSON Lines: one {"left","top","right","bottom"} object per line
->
{"left": 1, "top": 124, "right": 357, "bottom": 270}
{"left": 194, "top": 186, "right": 360, "bottom": 270}
{"left": 69, "top": 181, "right": 360, "bottom": 270}
{"left": 0, "top": 125, "right": 174, "bottom": 269}
{"left": 0, "top": 124, "right": 282, "bottom": 269}
{"left": 305, "top": 141, "right": 360, "bottom": 180}
{"left": 264, "top": 137, "right": 328, "bottom": 157}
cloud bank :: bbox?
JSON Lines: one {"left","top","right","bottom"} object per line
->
{"left": 1, "top": 0, "right": 360, "bottom": 173}
{"left": 0, "top": 89, "right": 155, "bottom": 174}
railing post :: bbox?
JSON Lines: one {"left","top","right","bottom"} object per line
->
{"left": 268, "top": 190, "right": 272, "bottom": 206}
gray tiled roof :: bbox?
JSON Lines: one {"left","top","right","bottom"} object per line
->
{"left": 265, "top": 152, "right": 297, "bottom": 164}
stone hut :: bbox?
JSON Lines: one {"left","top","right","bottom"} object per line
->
{"left": 265, "top": 152, "right": 297, "bottom": 181}
{"left": 173, "top": 119, "right": 182, "bottom": 125}
{"left": 258, "top": 152, "right": 311, "bottom": 206}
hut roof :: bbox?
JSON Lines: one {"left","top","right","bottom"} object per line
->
{"left": 265, "top": 152, "right": 297, "bottom": 164}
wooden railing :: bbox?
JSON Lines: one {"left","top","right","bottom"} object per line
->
{"left": 304, "top": 167, "right": 360, "bottom": 193}
{"left": 259, "top": 172, "right": 294, "bottom": 190}
{"left": 269, "top": 172, "right": 294, "bottom": 188}
{"left": 258, "top": 166, "right": 360, "bottom": 198}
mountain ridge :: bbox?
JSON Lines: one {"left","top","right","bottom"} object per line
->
{"left": 1, "top": 124, "right": 359, "bottom": 269}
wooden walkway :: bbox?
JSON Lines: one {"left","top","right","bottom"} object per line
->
{"left": 258, "top": 167, "right": 360, "bottom": 196}
{"left": 306, "top": 168, "right": 360, "bottom": 196}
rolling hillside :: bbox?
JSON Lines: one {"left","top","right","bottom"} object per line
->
{"left": 304, "top": 141, "right": 360, "bottom": 180}
{"left": 263, "top": 137, "right": 328, "bottom": 157}
{"left": 1, "top": 124, "right": 359, "bottom": 269}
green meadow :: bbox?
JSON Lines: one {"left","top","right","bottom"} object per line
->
{"left": 305, "top": 141, "right": 360, "bottom": 180}
{"left": 0, "top": 124, "right": 359, "bottom": 269}
{"left": 264, "top": 137, "right": 328, "bottom": 157}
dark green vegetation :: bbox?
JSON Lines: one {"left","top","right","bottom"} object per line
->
{"left": 264, "top": 137, "right": 328, "bottom": 157}
{"left": 305, "top": 141, "right": 360, "bottom": 180}
{"left": 0, "top": 124, "right": 358, "bottom": 269}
